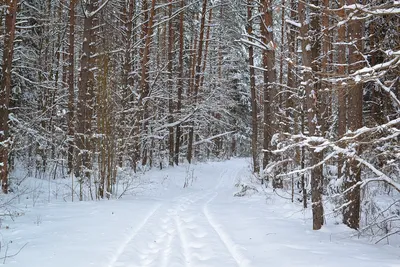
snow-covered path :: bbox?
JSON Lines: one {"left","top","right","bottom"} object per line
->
{"left": 109, "top": 166, "right": 251, "bottom": 267}
{"left": 2, "top": 159, "right": 399, "bottom": 267}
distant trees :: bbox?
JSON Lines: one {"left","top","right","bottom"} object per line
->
{"left": 0, "top": 0, "right": 250, "bottom": 199}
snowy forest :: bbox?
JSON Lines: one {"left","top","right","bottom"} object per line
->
{"left": 0, "top": 0, "right": 400, "bottom": 265}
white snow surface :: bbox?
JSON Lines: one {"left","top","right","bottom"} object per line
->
{"left": 1, "top": 158, "right": 399, "bottom": 267}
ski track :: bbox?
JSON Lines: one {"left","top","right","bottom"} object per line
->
{"left": 108, "top": 191, "right": 202, "bottom": 267}
{"left": 203, "top": 192, "right": 252, "bottom": 267}
{"left": 108, "top": 165, "right": 249, "bottom": 267}
{"left": 107, "top": 203, "right": 162, "bottom": 267}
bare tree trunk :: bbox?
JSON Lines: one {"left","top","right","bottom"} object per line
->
{"left": 337, "top": 0, "right": 347, "bottom": 181}
{"left": 343, "top": 0, "right": 364, "bottom": 230}
{"left": 320, "top": 0, "right": 331, "bottom": 136}
{"left": 199, "top": 8, "right": 213, "bottom": 89}
{"left": 174, "top": 0, "right": 185, "bottom": 166}
{"left": 187, "top": 0, "right": 208, "bottom": 163}
{"left": 188, "top": 24, "right": 197, "bottom": 97}
{"left": 299, "top": 0, "right": 324, "bottom": 230}
{"left": 260, "top": 0, "right": 278, "bottom": 186}
{"left": 0, "top": 0, "right": 17, "bottom": 194}
{"left": 279, "top": 0, "right": 286, "bottom": 133}
{"left": 76, "top": 0, "right": 99, "bottom": 200}
{"left": 310, "top": 0, "right": 324, "bottom": 231}
{"left": 139, "top": 0, "right": 156, "bottom": 167}
{"left": 247, "top": 0, "right": 259, "bottom": 174}
{"left": 119, "top": 0, "right": 135, "bottom": 168}
{"left": 286, "top": 0, "right": 304, "bottom": 206}
{"left": 67, "top": 0, "right": 77, "bottom": 175}
{"left": 167, "top": 0, "right": 175, "bottom": 166}
{"left": 50, "top": 0, "right": 65, "bottom": 161}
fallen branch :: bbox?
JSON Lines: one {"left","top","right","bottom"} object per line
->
{"left": 0, "top": 242, "right": 28, "bottom": 264}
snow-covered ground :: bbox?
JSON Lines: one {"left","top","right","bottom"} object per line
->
{"left": 1, "top": 158, "right": 399, "bottom": 266}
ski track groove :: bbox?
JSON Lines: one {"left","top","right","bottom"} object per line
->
{"left": 202, "top": 167, "right": 252, "bottom": 267}
{"left": 160, "top": 219, "right": 175, "bottom": 267}
{"left": 109, "top": 166, "right": 249, "bottom": 267}
{"left": 107, "top": 203, "right": 162, "bottom": 267}
{"left": 174, "top": 214, "right": 191, "bottom": 267}
{"left": 146, "top": 191, "right": 198, "bottom": 267}
{"left": 143, "top": 191, "right": 203, "bottom": 267}
{"left": 170, "top": 191, "right": 199, "bottom": 267}
{"left": 172, "top": 190, "right": 215, "bottom": 267}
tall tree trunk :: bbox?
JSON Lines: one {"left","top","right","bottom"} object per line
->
{"left": 286, "top": 0, "right": 296, "bottom": 139}
{"left": 199, "top": 8, "right": 213, "bottom": 89}
{"left": 310, "top": 0, "right": 324, "bottom": 230}
{"left": 260, "top": 0, "right": 278, "bottom": 186}
{"left": 50, "top": 0, "right": 65, "bottom": 161}
{"left": 167, "top": 0, "right": 175, "bottom": 166}
{"left": 174, "top": 0, "right": 185, "bottom": 165}
{"left": 188, "top": 16, "right": 198, "bottom": 97}
{"left": 343, "top": 0, "right": 364, "bottom": 230}
{"left": 279, "top": 0, "right": 286, "bottom": 133}
{"left": 120, "top": 0, "right": 135, "bottom": 169}
{"left": 139, "top": 0, "right": 156, "bottom": 167}
{"left": 187, "top": 0, "right": 208, "bottom": 163}
{"left": 67, "top": 0, "right": 77, "bottom": 175}
{"left": 320, "top": 0, "right": 331, "bottom": 136}
{"left": 76, "top": 0, "right": 98, "bottom": 200}
{"left": 337, "top": 0, "right": 347, "bottom": 181}
{"left": 0, "top": 0, "right": 17, "bottom": 194}
{"left": 247, "top": 0, "right": 259, "bottom": 174}
{"left": 299, "top": 0, "right": 324, "bottom": 230}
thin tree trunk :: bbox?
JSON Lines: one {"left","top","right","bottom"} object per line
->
{"left": 310, "top": 0, "right": 324, "bottom": 231}
{"left": 189, "top": 17, "right": 198, "bottom": 97}
{"left": 343, "top": 0, "right": 364, "bottom": 230}
{"left": 199, "top": 8, "right": 213, "bottom": 89}
{"left": 337, "top": 0, "right": 347, "bottom": 181}
{"left": 167, "top": 0, "right": 175, "bottom": 166}
{"left": 247, "top": 0, "right": 259, "bottom": 174}
{"left": 120, "top": 0, "right": 135, "bottom": 169}
{"left": 67, "top": 0, "right": 77, "bottom": 175}
{"left": 260, "top": 0, "right": 278, "bottom": 186}
{"left": 320, "top": 0, "right": 331, "bottom": 135}
{"left": 0, "top": 0, "right": 17, "bottom": 194}
{"left": 76, "top": 0, "right": 98, "bottom": 200}
{"left": 279, "top": 0, "right": 286, "bottom": 133}
{"left": 187, "top": 0, "right": 208, "bottom": 163}
{"left": 139, "top": 0, "right": 156, "bottom": 167}
{"left": 174, "top": 0, "right": 185, "bottom": 165}
{"left": 299, "top": 0, "right": 324, "bottom": 230}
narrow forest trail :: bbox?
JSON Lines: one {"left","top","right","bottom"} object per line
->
{"left": 2, "top": 159, "right": 400, "bottom": 267}
{"left": 108, "top": 165, "right": 251, "bottom": 267}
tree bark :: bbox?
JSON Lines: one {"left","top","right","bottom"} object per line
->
{"left": 299, "top": 0, "right": 324, "bottom": 230}
{"left": 76, "top": 0, "right": 98, "bottom": 200}
{"left": 187, "top": 0, "right": 208, "bottom": 164}
{"left": 199, "top": 8, "right": 213, "bottom": 89}
{"left": 168, "top": 0, "right": 175, "bottom": 166}
{"left": 343, "top": 0, "right": 364, "bottom": 230}
{"left": 67, "top": 0, "right": 77, "bottom": 175}
{"left": 260, "top": 0, "right": 278, "bottom": 186}
{"left": 139, "top": 0, "right": 156, "bottom": 167}
{"left": 174, "top": 0, "right": 185, "bottom": 165}
{"left": 0, "top": 0, "right": 17, "bottom": 194}
{"left": 337, "top": 0, "right": 347, "bottom": 181}
{"left": 247, "top": 0, "right": 259, "bottom": 174}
